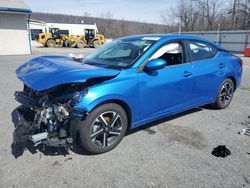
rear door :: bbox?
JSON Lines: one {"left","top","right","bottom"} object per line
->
{"left": 186, "top": 40, "right": 225, "bottom": 105}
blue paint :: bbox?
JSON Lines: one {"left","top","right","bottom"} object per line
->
{"left": 16, "top": 56, "right": 119, "bottom": 91}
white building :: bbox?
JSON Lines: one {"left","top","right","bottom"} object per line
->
{"left": 0, "top": 0, "right": 31, "bottom": 55}
{"left": 29, "top": 19, "right": 46, "bottom": 40}
{"left": 29, "top": 20, "right": 99, "bottom": 40}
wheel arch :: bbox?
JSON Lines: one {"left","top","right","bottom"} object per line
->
{"left": 226, "top": 76, "right": 237, "bottom": 90}
{"left": 88, "top": 99, "right": 132, "bottom": 131}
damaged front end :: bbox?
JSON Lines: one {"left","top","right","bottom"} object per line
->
{"left": 13, "top": 56, "right": 120, "bottom": 150}
{"left": 13, "top": 83, "right": 87, "bottom": 148}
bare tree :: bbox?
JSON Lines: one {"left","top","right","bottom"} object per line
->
{"left": 83, "top": 12, "right": 91, "bottom": 18}
{"left": 226, "top": 0, "right": 250, "bottom": 30}
{"left": 160, "top": 9, "right": 179, "bottom": 33}
{"left": 170, "top": 0, "right": 199, "bottom": 31}
{"left": 161, "top": 0, "right": 238, "bottom": 31}
{"left": 237, "top": 0, "right": 250, "bottom": 29}
{"left": 193, "top": 0, "right": 223, "bottom": 30}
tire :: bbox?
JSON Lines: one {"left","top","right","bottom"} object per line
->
{"left": 93, "top": 40, "right": 102, "bottom": 48}
{"left": 46, "top": 39, "right": 56, "bottom": 48}
{"left": 78, "top": 103, "right": 128, "bottom": 154}
{"left": 76, "top": 40, "right": 86, "bottom": 48}
{"left": 213, "top": 78, "right": 235, "bottom": 109}
{"left": 64, "top": 40, "right": 72, "bottom": 47}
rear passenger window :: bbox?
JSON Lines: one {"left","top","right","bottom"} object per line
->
{"left": 188, "top": 41, "right": 218, "bottom": 61}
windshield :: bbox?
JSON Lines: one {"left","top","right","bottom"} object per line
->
{"left": 83, "top": 37, "right": 157, "bottom": 68}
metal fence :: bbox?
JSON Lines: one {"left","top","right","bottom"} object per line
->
{"left": 179, "top": 30, "right": 250, "bottom": 53}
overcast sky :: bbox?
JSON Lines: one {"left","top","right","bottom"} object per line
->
{"left": 23, "top": 0, "right": 176, "bottom": 24}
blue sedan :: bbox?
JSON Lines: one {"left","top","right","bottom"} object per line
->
{"left": 15, "top": 34, "right": 242, "bottom": 154}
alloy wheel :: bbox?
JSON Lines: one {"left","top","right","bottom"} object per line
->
{"left": 90, "top": 111, "right": 122, "bottom": 148}
{"left": 219, "top": 82, "right": 234, "bottom": 105}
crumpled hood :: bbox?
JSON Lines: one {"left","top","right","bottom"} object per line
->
{"left": 16, "top": 56, "right": 120, "bottom": 91}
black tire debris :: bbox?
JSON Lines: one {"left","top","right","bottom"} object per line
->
{"left": 211, "top": 145, "right": 231, "bottom": 158}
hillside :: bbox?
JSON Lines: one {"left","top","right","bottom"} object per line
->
{"left": 31, "top": 12, "right": 170, "bottom": 38}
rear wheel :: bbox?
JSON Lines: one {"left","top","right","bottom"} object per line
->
{"left": 93, "top": 40, "right": 102, "bottom": 48}
{"left": 78, "top": 103, "right": 128, "bottom": 154}
{"left": 76, "top": 40, "right": 86, "bottom": 48}
{"left": 64, "top": 40, "right": 72, "bottom": 47}
{"left": 213, "top": 78, "right": 235, "bottom": 109}
{"left": 46, "top": 39, "right": 56, "bottom": 48}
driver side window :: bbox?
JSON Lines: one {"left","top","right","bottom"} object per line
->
{"left": 149, "top": 42, "right": 185, "bottom": 66}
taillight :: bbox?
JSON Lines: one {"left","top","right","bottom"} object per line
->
{"left": 240, "top": 59, "right": 243, "bottom": 66}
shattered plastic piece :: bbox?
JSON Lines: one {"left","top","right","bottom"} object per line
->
{"left": 211, "top": 145, "right": 231, "bottom": 158}
{"left": 238, "top": 128, "right": 250, "bottom": 136}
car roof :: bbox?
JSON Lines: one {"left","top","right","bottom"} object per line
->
{"left": 121, "top": 34, "right": 206, "bottom": 41}
{"left": 120, "top": 34, "right": 224, "bottom": 50}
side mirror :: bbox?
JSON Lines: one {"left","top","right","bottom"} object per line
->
{"left": 145, "top": 59, "right": 167, "bottom": 71}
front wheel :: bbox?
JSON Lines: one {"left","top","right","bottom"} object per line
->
{"left": 76, "top": 40, "right": 86, "bottom": 48}
{"left": 93, "top": 40, "right": 102, "bottom": 48}
{"left": 213, "top": 78, "right": 235, "bottom": 109}
{"left": 46, "top": 39, "right": 56, "bottom": 48}
{"left": 78, "top": 103, "right": 128, "bottom": 154}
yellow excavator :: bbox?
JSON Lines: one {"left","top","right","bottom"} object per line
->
{"left": 37, "top": 28, "right": 105, "bottom": 48}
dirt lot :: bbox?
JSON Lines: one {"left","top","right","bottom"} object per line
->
{"left": 0, "top": 47, "right": 249, "bottom": 188}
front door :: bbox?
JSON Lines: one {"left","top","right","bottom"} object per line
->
{"left": 138, "top": 41, "right": 194, "bottom": 120}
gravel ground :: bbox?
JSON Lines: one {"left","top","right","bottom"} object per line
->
{"left": 0, "top": 48, "right": 249, "bottom": 188}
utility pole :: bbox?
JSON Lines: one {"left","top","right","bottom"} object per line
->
{"left": 232, "top": 0, "right": 236, "bottom": 29}
{"left": 179, "top": 20, "right": 182, "bottom": 35}
{"left": 217, "top": 23, "right": 221, "bottom": 44}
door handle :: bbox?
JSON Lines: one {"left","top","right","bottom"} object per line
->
{"left": 182, "top": 71, "right": 192, "bottom": 77}
{"left": 218, "top": 63, "right": 225, "bottom": 68}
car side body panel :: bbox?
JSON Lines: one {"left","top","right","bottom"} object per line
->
{"left": 190, "top": 52, "right": 227, "bottom": 105}
{"left": 221, "top": 52, "right": 242, "bottom": 89}
{"left": 75, "top": 68, "right": 141, "bottom": 125}
{"left": 138, "top": 63, "right": 194, "bottom": 120}
{"left": 75, "top": 36, "right": 242, "bottom": 129}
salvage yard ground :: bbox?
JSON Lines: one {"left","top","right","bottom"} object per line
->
{"left": 0, "top": 47, "right": 250, "bottom": 188}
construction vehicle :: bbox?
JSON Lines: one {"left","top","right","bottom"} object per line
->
{"left": 63, "top": 35, "right": 86, "bottom": 48}
{"left": 67, "top": 29, "right": 105, "bottom": 48}
{"left": 84, "top": 29, "right": 105, "bottom": 48}
{"left": 37, "top": 28, "right": 67, "bottom": 47}
{"left": 37, "top": 27, "right": 105, "bottom": 48}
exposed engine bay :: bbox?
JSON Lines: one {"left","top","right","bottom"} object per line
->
{"left": 13, "top": 55, "right": 120, "bottom": 152}
{"left": 13, "top": 82, "right": 88, "bottom": 148}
